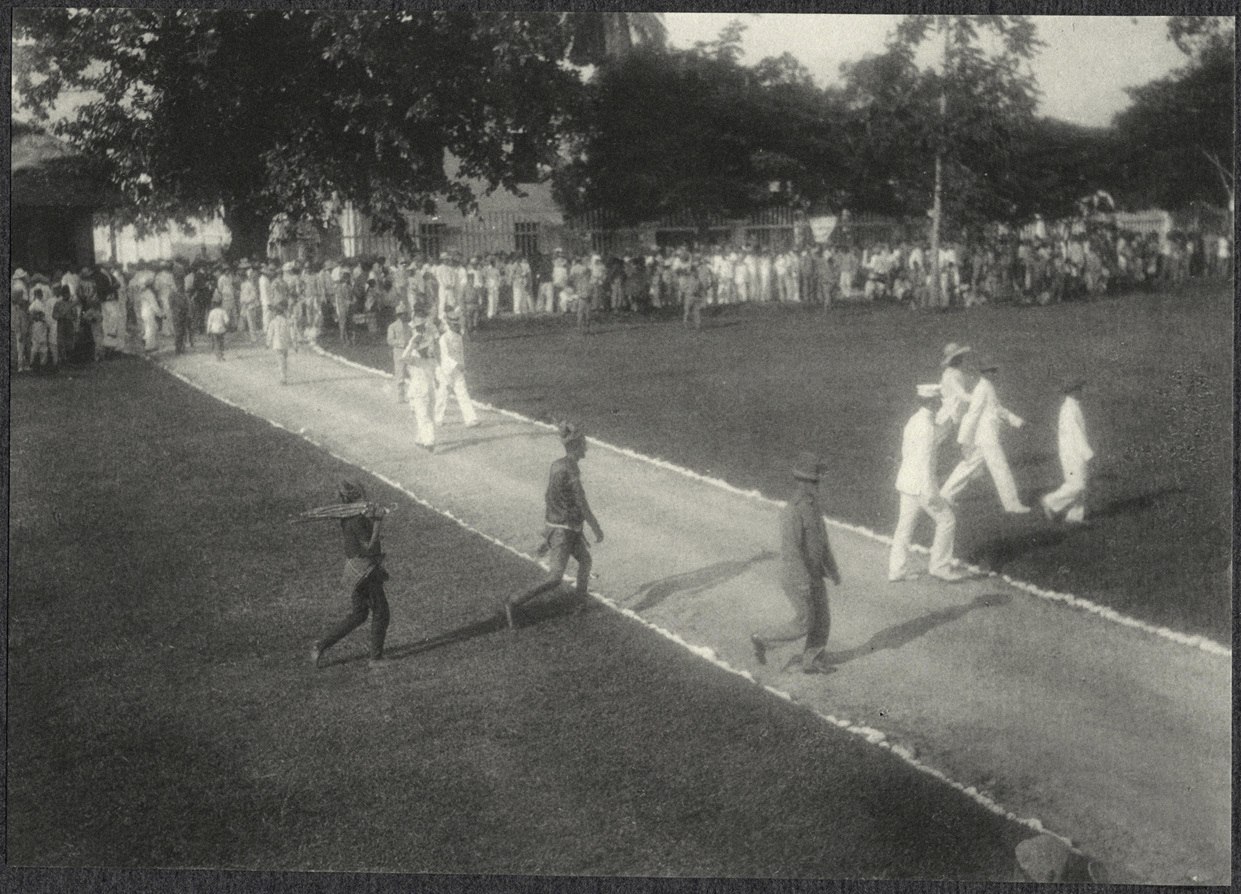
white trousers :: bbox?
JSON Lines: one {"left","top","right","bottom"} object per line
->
{"left": 1043, "top": 460, "right": 1088, "bottom": 523}
{"left": 889, "top": 492, "right": 957, "bottom": 579}
{"left": 941, "top": 443, "right": 1025, "bottom": 511}
{"left": 407, "top": 370, "right": 436, "bottom": 447}
{"left": 434, "top": 367, "right": 478, "bottom": 426}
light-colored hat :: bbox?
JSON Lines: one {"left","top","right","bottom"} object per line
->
{"left": 792, "top": 451, "right": 825, "bottom": 482}
{"left": 282, "top": 261, "right": 296, "bottom": 273}
{"left": 916, "top": 383, "right": 942, "bottom": 399}
{"left": 941, "top": 342, "right": 971, "bottom": 366}
{"left": 12, "top": 268, "right": 29, "bottom": 280}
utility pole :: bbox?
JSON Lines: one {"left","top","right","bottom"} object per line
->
{"left": 928, "top": 16, "right": 949, "bottom": 309}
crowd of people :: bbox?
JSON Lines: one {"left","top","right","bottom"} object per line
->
{"left": 9, "top": 221, "right": 1229, "bottom": 373}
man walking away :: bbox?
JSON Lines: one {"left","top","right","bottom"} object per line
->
{"left": 890, "top": 384, "right": 964, "bottom": 582}
{"left": 750, "top": 452, "right": 842, "bottom": 674}
{"left": 402, "top": 312, "right": 438, "bottom": 453}
{"left": 1041, "top": 377, "right": 1094, "bottom": 524}
{"left": 504, "top": 422, "right": 603, "bottom": 629}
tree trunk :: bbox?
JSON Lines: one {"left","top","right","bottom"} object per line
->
{"left": 223, "top": 205, "right": 272, "bottom": 262}
{"left": 929, "top": 149, "right": 942, "bottom": 309}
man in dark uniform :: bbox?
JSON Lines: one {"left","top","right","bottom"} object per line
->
{"left": 310, "top": 480, "right": 392, "bottom": 669}
{"left": 504, "top": 421, "right": 604, "bottom": 629}
{"left": 750, "top": 452, "right": 842, "bottom": 673}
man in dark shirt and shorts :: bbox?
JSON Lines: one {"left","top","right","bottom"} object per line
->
{"left": 311, "top": 480, "right": 392, "bottom": 668}
{"left": 504, "top": 422, "right": 604, "bottom": 629}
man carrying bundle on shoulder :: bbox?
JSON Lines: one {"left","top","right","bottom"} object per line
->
{"left": 308, "top": 480, "right": 392, "bottom": 670}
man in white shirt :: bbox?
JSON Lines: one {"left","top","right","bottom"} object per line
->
{"left": 1041, "top": 378, "right": 1094, "bottom": 524}
{"left": 940, "top": 358, "right": 1031, "bottom": 513}
{"left": 937, "top": 343, "right": 973, "bottom": 430}
{"left": 433, "top": 312, "right": 479, "bottom": 429}
{"left": 890, "top": 384, "right": 963, "bottom": 581}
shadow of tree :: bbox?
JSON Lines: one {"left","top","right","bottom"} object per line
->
{"left": 824, "top": 591, "right": 1011, "bottom": 665}
{"left": 629, "top": 550, "right": 780, "bottom": 612}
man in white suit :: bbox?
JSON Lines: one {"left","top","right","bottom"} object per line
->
{"left": 940, "top": 357, "right": 1032, "bottom": 513}
{"left": 937, "top": 342, "right": 973, "bottom": 430}
{"left": 1041, "top": 378, "right": 1094, "bottom": 523}
{"left": 890, "top": 384, "right": 964, "bottom": 581}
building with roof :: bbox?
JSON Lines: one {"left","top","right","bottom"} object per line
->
{"left": 11, "top": 124, "right": 118, "bottom": 274}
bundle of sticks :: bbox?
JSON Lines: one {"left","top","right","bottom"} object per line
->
{"left": 290, "top": 502, "right": 396, "bottom": 523}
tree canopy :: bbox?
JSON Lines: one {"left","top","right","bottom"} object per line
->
{"left": 13, "top": 8, "right": 585, "bottom": 256}
{"left": 1111, "top": 16, "right": 1234, "bottom": 209}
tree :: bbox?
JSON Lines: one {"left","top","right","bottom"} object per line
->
{"left": 885, "top": 15, "right": 1042, "bottom": 306}
{"left": 551, "top": 33, "right": 851, "bottom": 230}
{"left": 564, "top": 12, "right": 667, "bottom": 65}
{"left": 1112, "top": 17, "right": 1234, "bottom": 210}
{"left": 13, "top": 9, "right": 584, "bottom": 257}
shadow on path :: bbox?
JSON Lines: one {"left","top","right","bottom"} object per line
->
{"left": 824, "top": 591, "right": 1011, "bottom": 666}
{"left": 432, "top": 428, "right": 550, "bottom": 455}
{"left": 1090, "top": 487, "right": 1183, "bottom": 520}
{"left": 629, "top": 550, "right": 778, "bottom": 612}
{"left": 966, "top": 529, "right": 1069, "bottom": 573}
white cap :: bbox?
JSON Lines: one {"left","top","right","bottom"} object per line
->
{"left": 916, "top": 383, "right": 942, "bottom": 398}
{"left": 282, "top": 261, "right": 296, "bottom": 272}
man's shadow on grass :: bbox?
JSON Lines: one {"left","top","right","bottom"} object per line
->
{"left": 824, "top": 591, "right": 1011, "bottom": 666}
{"left": 1089, "top": 486, "right": 1183, "bottom": 520}
{"left": 629, "top": 551, "right": 779, "bottom": 612}
{"left": 321, "top": 611, "right": 513, "bottom": 667}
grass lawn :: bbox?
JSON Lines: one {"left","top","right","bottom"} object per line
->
{"left": 8, "top": 357, "right": 1027, "bottom": 877}
{"left": 337, "top": 281, "right": 1232, "bottom": 642}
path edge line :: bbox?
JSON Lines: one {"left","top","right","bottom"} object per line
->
{"left": 311, "top": 344, "right": 1230, "bottom": 659}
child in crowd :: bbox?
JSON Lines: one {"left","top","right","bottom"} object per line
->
{"left": 29, "top": 310, "right": 51, "bottom": 371}
{"left": 206, "top": 297, "right": 229, "bottom": 361}
{"left": 266, "top": 301, "right": 292, "bottom": 384}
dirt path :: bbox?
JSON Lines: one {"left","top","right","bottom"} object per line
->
{"left": 160, "top": 340, "right": 1229, "bottom": 885}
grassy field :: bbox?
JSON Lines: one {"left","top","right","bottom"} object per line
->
{"left": 8, "top": 357, "right": 1028, "bottom": 877}
{"left": 337, "top": 282, "right": 1232, "bottom": 642}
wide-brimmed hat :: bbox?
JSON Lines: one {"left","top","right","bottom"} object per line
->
{"left": 792, "top": 451, "right": 825, "bottom": 482}
{"left": 916, "top": 383, "right": 942, "bottom": 399}
{"left": 1014, "top": 835, "right": 1071, "bottom": 883}
{"left": 338, "top": 479, "right": 366, "bottom": 503}
{"left": 12, "top": 268, "right": 29, "bottom": 280}
{"left": 1061, "top": 376, "right": 1086, "bottom": 394}
{"left": 941, "top": 342, "right": 971, "bottom": 366}
{"left": 976, "top": 356, "right": 999, "bottom": 373}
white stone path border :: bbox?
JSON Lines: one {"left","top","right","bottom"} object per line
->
{"left": 313, "top": 344, "right": 1231, "bottom": 659}
{"left": 156, "top": 351, "right": 1084, "bottom": 860}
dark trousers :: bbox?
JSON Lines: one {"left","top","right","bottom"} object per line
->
{"left": 318, "top": 574, "right": 390, "bottom": 659}
{"left": 754, "top": 579, "right": 830, "bottom": 660}
{"left": 512, "top": 528, "right": 591, "bottom": 608}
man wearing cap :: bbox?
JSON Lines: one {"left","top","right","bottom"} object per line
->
{"left": 940, "top": 357, "right": 1031, "bottom": 513}
{"left": 890, "top": 384, "right": 963, "bottom": 582}
{"left": 401, "top": 312, "right": 439, "bottom": 452}
{"left": 1041, "top": 378, "right": 1094, "bottom": 524}
{"left": 434, "top": 312, "right": 480, "bottom": 428}
{"left": 504, "top": 421, "right": 604, "bottom": 628}
{"left": 310, "top": 480, "right": 391, "bottom": 670}
{"left": 937, "top": 343, "right": 973, "bottom": 429}
{"left": 750, "top": 452, "right": 842, "bottom": 673}
{"left": 386, "top": 306, "right": 414, "bottom": 403}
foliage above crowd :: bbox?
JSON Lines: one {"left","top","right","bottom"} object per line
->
{"left": 12, "top": 11, "right": 1234, "bottom": 253}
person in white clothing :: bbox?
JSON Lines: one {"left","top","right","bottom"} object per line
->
{"left": 433, "top": 312, "right": 479, "bottom": 428}
{"left": 890, "top": 384, "right": 963, "bottom": 581}
{"left": 940, "top": 358, "right": 1031, "bottom": 513}
{"left": 937, "top": 342, "right": 973, "bottom": 429}
{"left": 402, "top": 313, "right": 438, "bottom": 453}
{"left": 1041, "top": 378, "right": 1094, "bottom": 523}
